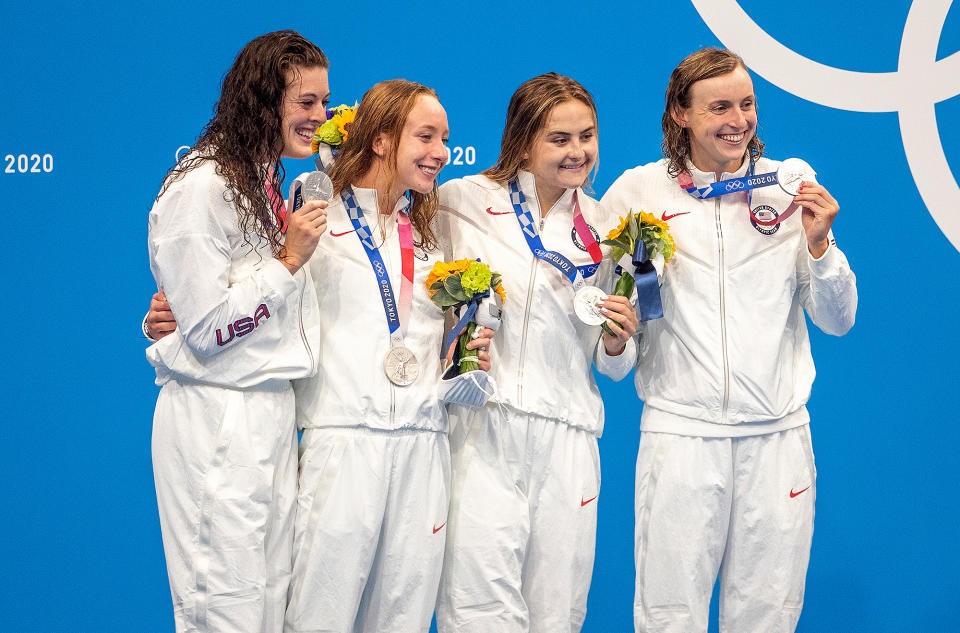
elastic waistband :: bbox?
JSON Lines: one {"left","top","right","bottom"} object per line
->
{"left": 640, "top": 405, "right": 809, "bottom": 438}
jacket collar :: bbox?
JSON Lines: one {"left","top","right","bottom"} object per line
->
{"left": 684, "top": 156, "right": 751, "bottom": 185}
{"left": 516, "top": 169, "right": 576, "bottom": 218}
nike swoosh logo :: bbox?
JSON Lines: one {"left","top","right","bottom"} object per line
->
{"left": 433, "top": 522, "right": 447, "bottom": 534}
{"left": 580, "top": 495, "right": 599, "bottom": 507}
{"left": 329, "top": 229, "right": 356, "bottom": 237}
{"left": 789, "top": 486, "right": 811, "bottom": 498}
{"left": 486, "top": 207, "right": 513, "bottom": 216}
{"left": 661, "top": 211, "right": 691, "bottom": 221}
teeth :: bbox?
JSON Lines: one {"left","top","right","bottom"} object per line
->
{"left": 718, "top": 133, "right": 745, "bottom": 142}
{"left": 420, "top": 166, "right": 438, "bottom": 175}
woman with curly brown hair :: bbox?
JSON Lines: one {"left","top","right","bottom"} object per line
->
{"left": 283, "top": 78, "right": 493, "bottom": 633}
{"left": 146, "top": 30, "right": 330, "bottom": 632}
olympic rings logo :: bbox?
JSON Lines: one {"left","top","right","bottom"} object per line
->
{"left": 374, "top": 261, "right": 385, "bottom": 276}
{"left": 726, "top": 180, "right": 745, "bottom": 192}
{"left": 692, "top": 0, "right": 960, "bottom": 253}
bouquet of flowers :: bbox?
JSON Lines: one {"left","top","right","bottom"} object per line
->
{"left": 426, "top": 259, "right": 506, "bottom": 373}
{"left": 311, "top": 104, "right": 357, "bottom": 170}
{"left": 601, "top": 210, "right": 676, "bottom": 325}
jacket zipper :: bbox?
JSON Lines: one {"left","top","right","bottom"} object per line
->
{"left": 516, "top": 216, "right": 544, "bottom": 408}
{"left": 297, "top": 275, "right": 315, "bottom": 372}
{"left": 715, "top": 196, "right": 730, "bottom": 421}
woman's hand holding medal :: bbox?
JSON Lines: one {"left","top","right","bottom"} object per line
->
{"left": 794, "top": 182, "right": 839, "bottom": 258}
{"left": 278, "top": 199, "right": 329, "bottom": 274}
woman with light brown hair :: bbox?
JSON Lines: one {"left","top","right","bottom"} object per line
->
{"left": 282, "top": 78, "right": 493, "bottom": 633}
{"left": 435, "top": 73, "right": 638, "bottom": 633}
{"left": 602, "top": 47, "right": 857, "bottom": 633}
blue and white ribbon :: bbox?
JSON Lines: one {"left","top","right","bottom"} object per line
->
{"left": 680, "top": 162, "right": 779, "bottom": 200}
{"left": 341, "top": 187, "right": 413, "bottom": 348}
{"left": 507, "top": 180, "right": 600, "bottom": 288}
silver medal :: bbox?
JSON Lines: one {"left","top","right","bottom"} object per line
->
{"left": 776, "top": 158, "right": 815, "bottom": 196}
{"left": 302, "top": 170, "right": 334, "bottom": 202}
{"left": 383, "top": 346, "right": 420, "bottom": 386}
{"left": 573, "top": 286, "right": 608, "bottom": 326}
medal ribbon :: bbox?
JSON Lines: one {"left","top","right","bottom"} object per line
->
{"left": 677, "top": 162, "right": 800, "bottom": 227}
{"left": 341, "top": 187, "right": 414, "bottom": 348}
{"left": 507, "top": 179, "right": 601, "bottom": 289}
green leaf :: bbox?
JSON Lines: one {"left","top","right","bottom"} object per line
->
{"left": 430, "top": 287, "right": 456, "bottom": 308}
{"left": 444, "top": 274, "right": 469, "bottom": 301}
{"left": 628, "top": 212, "right": 640, "bottom": 238}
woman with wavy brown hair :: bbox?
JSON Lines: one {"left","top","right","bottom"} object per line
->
{"left": 146, "top": 30, "right": 329, "bottom": 633}
{"left": 283, "top": 79, "right": 493, "bottom": 633}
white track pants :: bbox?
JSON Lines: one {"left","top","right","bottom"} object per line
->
{"left": 436, "top": 407, "right": 601, "bottom": 633}
{"left": 152, "top": 379, "right": 298, "bottom": 633}
{"left": 634, "top": 425, "right": 817, "bottom": 633}
{"left": 284, "top": 427, "right": 450, "bottom": 633}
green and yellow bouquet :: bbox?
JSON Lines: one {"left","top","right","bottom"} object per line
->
{"left": 426, "top": 259, "right": 506, "bottom": 373}
{"left": 601, "top": 210, "right": 676, "bottom": 325}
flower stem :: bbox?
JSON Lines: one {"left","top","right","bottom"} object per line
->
{"left": 602, "top": 272, "right": 635, "bottom": 336}
{"left": 458, "top": 321, "right": 479, "bottom": 373}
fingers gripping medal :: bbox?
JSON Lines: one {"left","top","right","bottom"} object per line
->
{"left": 573, "top": 286, "right": 607, "bottom": 326}
{"left": 776, "top": 158, "right": 815, "bottom": 196}
{"left": 341, "top": 186, "right": 419, "bottom": 387}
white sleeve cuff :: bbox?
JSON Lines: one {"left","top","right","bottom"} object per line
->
{"left": 593, "top": 334, "right": 637, "bottom": 381}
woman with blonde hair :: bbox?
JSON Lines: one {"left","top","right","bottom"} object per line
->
{"left": 436, "top": 72, "right": 638, "bottom": 633}
{"left": 283, "top": 78, "right": 493, "bottom": 633}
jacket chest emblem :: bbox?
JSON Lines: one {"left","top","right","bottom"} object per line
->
{"left": 750, "top": 205, "right": 781, "bottom": 235}
{"left": 571, "top": 223, "right": 600, "bottom": 252}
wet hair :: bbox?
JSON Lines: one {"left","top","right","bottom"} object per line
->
{"left": 329, "top": 79, "right": 441, "bottom": 251}
{"left": 661, "top": 47, "right": 764, "bottom": 177}
{"left": 157, "top": 30, "right": 328, "bottom": 254}
{"left": 483, "top": 72, "right": 598, "bottom": 186}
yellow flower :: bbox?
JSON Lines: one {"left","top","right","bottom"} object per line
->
{"left": 334, "top": 108, "right": 356, "bottom": 141}
{"left": 494, "top": 282, "right": 507, "bottom": 304}
{"left": 425, "top": 259, "right": 474, "bottom": 291}
{"left": 640, "top": 210, "right": 670, "bottom": 232}
{"left": 606, "top": 214, "right": 630, "bottom": 240}
{"left": 662, "top": 232, "right": 676, "bottom": 263}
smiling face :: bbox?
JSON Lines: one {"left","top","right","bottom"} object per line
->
{"left": 280, "top": 65, "right": 330, "bottom": 159}
{"left": 673, "top": 66, "right": 756, "bottom": 175}
{"left": 524, "top": 99, "right": 597, "bottom": 208}
{"left": 392, "top": 95, "right": 449, "bottom": 195}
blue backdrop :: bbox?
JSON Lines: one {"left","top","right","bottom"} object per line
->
{"left": 2, "top": 1, "right": 958, "bottom": 631}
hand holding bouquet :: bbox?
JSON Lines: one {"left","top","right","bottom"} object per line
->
{"left": 601, "top": 211, "right": 676, "bottom": 325}
{"left": 426, "top": 259, "right": 506, "bottom": 374}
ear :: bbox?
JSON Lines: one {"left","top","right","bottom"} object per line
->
{"left": 372, "top": 133, "right": 392, "bottom": 158}
{"left": 670, "top": 105, "right": 688, "bottom": 129}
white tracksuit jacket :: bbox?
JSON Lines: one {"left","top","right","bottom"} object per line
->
{"left": 147, "top": 160, "right": 321, "bottom": 388}
{"left": 292, "top": 187, "right": 447, "bottom": 432}
{"left": 602, "top": 157, "right": 857, "bottom": 436}
{"left": 438, "top": 170, "right": 636, "bottom": 432}
{"left": 147, "top": 160, "right": 320, "bottom": 633}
